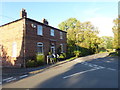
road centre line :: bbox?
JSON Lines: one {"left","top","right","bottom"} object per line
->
{"left": 19, "top": 74, "right": 28, "bottom": 78}
{"left": 3, "top": 77, "right": 13, "bottom": 81}
{"left": 63, "top": 68, "right": 101, "bottom": 79}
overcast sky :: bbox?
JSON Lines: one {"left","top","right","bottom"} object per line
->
{"left": 0, "top": 0, "right": 118, "bottom": 37}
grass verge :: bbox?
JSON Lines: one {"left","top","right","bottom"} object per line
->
{"left": 108, "top": 51, "right": 118, "bottom": 57}
{"left": 65, "top": 57, "right": 77, "bottom": 61}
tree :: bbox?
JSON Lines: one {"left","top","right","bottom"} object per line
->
{"left": 112, "top": 17, "right": 120, "bottom": 49}
{"left": 58, "top": 18, "right": 101, "bottom": 56}
{"left": 99, "top": 36, "right": 114, "bottom": 49}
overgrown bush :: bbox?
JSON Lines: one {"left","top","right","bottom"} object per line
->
{"left": 26, "top": 54, "right": 45, "bottom": 67}
{"left": 74, "top": 50, "right": 81, "bottom": 57}
{"left": 26, "top": 60, "right": 36, "bottom": 67}
{"left": 66, "top": 45, "right": 76, "bottom": 57}
{"left": 59, "top": 53, "right": 66, "bottom": 59}
{"left": 36, "top": 54, "right": 45, "bottom": 66}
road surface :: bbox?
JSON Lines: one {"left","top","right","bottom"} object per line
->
{"left": 2, "top": 53, "right": 118, "bottom": 88}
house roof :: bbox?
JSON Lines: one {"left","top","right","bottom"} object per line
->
{"left": 0, "top": 18, "right": 23, "bottom": 27}
{"left": 0, "top": 17, "right": 67, "bottom": 33}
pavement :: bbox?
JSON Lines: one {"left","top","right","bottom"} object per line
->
{"left": 1, "top": 52, "right": 119, "bottom": 88}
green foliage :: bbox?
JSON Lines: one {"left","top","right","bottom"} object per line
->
{"left": 112, "top": 17, "right": 120, "bottom": 49}
{"left": 59, "top": 53, "right": 66, "bottom": 59}
{"left": 65, "top": 57, "right": 76, "bottom": 61}
{"left": 26, "top": 60, "right": 37, "bottom": 67}
{"left": 48, "top": 52, "right": 52, "bottom": 55}
{"left": 62, "top": 53, "right": 66, "bottom": 58}
{"left": 36, "top": 54, "right": 45, "bottom": 65}
{"left": 66, "top": 44, "right": 76, "bottom": 57}
{"left": 26, "top": 54, "right": 45, "bottom": 67}
{"left": 108, "top": 51, "right": 118, "bottom": 57}
{"left": 58, "top": 18, "right": 101, "bottom": 56}
{"left": 99, "top": 36, "right": 113, "bottom": 49}
{"left": 74, "top": 50, "right": 81, "bottom": 57}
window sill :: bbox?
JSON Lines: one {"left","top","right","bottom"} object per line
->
{"left": 37, "top": 35, "right": 43, "bottom": 36}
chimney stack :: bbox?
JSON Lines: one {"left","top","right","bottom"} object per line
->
{"left": 20, "top": 8, "right": 27, "bottom": 18}
{"left": 42, "top": 18, "right": 48, "bottom": 25}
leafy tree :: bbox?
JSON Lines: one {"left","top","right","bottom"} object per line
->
{"left": 99, "top": 36, "right": 114, "bottom": 49}
{"left": 112, "top": 17, "right": 120, "bottom": 49}
{"left": 58, "top": 18, "right": 101, "bottom": 56}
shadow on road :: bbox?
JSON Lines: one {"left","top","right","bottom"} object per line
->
{"left": 34, "top": 56, "right": 118, "bottom": 88}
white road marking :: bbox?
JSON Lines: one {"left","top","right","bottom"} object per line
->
{"left": 63, "top": 68, "right": 100, "bottom": 79}
{"left": 107, "top": 68, "right": 116, "bottom": 71}
{"left": 6, "top": 78, "right": 16, "bottom": 82}
{"left": 3, "top": 77, "right": 13, "bottom": 81}
{"left": 93, "top": 64, "right": 98, "bottom": 67}
{"left": 76, "top": 60, "right": 116, "bottom": 72}
{"left": 19, "top": 75, "right": 28, "bottom": 78}
{"left": 98, "top": 66, "right": 105, "bottom": 69}
{"left": 84, "top": 62, "right": 88, "bottom": 65}
{"left": 88, "top": 64, "right": 93, "bottom": 67}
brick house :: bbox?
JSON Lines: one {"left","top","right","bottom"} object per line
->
{"left": 0, "top": 9, "right": 67, "bottom": 67}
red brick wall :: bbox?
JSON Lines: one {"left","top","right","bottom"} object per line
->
{"left": 0, "top": 18, "right": 67, "bottom": 67}
{"left": 25, "top": 19, "right": 67, "bottom": 62}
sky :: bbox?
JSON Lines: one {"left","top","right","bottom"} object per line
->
{"left": 0, "top": 0, "right": 118, "bottom": 37}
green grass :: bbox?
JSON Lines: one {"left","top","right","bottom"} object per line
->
{"left": 99, "top": 49, "right": 114, "bottom": 54}
{"left": 65, "top": 57, "right": 77, "bottom": 61}
{"left": 108, "top": 51, "right": 118, "bottom": 57}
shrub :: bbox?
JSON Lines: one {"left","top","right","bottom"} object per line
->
{"left": 59, "top": 53, "right": 66, "bottom": 59}
{"left": 66, "top": 45, "right": 76, "bottom": 57}
{"left": 26, "top": 60, "right": 36, "bottom": 67}
{"left": 36, "top": 54, "right": 45, "bottom": 66}
{"left": 48, "top": 52, "right": 52, "bottom": 55}
{"left": 62, "top": 53, "right": 66, "bottom": 58}
{"left": 74, "top": 50, "right": 81, "bottom": 58}
{"left": 59, "top": 54, "right": 64, "bottom": 58}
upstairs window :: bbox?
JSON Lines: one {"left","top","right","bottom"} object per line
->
{"left": 37, "top": 42, "right": 43, "bottom": 54}
{"left": 50, "top": 29, "right": 54, "bottom": 36}
{"left": 37, "top": 25, "right": 43, "bottom": 35}
{"left": 60, "top": 32, "right": 63, "bottom": 39}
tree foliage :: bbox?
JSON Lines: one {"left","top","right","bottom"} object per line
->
{"left": 58, "top": 18, "right": 101, "bottom": 56}
{"left": 99, "top": 36, "right": 113, "bottom": 49}
{"left": 112, "top": 17, "right": 120, "bottom": 49}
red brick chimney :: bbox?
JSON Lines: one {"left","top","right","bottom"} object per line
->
{"left": 20, "top": 8, "right": 27, "bottom": 18}
{"left": 42, "top": 18, "right": 48, "bottom": 25}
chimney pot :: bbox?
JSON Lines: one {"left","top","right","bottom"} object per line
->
{"left": 42, "top": 18, "right": 48, "bottom": 25}
{"left": 20, "top": 8, "right": 27, "bottom": 18}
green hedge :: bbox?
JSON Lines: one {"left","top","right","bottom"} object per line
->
{"left": 26, "top": 54, "right": 45, "bottom": 67}
{"left": 36, "top": 54, "right": 45, "bottom": 65}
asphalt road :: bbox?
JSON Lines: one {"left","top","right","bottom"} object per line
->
{"left": 2, "top": 53, "right": 118, "bottom": 88}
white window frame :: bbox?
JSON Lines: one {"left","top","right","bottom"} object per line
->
{"left": 12, "top": 42, "right": 17, "bottom": 57}
{"left": 60, "top": 32, "right": 63, "bottom": 39}
{"left": 60, "top": 44, "right": 63, "bottom": 53}
{"left": 51, "top": 43, "right": 55, "bottom": 54}
{"left": 37, "top": 25, "right": 43, "bottom": 36}
{"left": 37, "top": 42, "right": 44, "bottom": 55}
{"left": 50, "top": 29, "right": 55, "bottom": 36}
{"left": 51, "top": 46, "right": 55, "bottom": 54}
